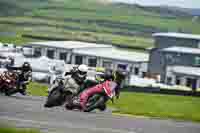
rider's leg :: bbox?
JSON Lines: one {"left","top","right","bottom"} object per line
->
{"left": 19, "top": 83, "right": 27, "bottom": 95}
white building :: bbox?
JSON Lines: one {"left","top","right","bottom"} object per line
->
{"left": 23, "top": 41, "right": 112, "bottom": 63}
{"left": 23, "top": 41, "right": 149, "bottom": 81}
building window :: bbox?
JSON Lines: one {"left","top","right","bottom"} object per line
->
{"left": 117, "top": 64, "right": 127, "bottom": 70}
{"left": 166, "top": 54, "right": 174, "bottom": 64}
{"left": 198, "top": 41, "right": 200, "bottom": 48}
{"left": 59, "top": 52, "right": 67, "bottom": 61}
{"left": 194, "top": 56, "right": 200, "bottom": 66}
{"left": 186, "top": 78, "right": 192, "bottom": 87}
{"left": 88, "top": 58, "right": 97, "bottom": 67}
{"left": 134, "top": 67, "right": 139, "bottom": 75}
{"left": 75, "top": 55, "right": 83, "bottom": 65}
{"left": 47, "top": 49, "right": 55, "bottom": 59}
{"left": 167, "top": 77, "right": 172, "bottom": 85}
{"left": 34, "top": 48, "right": 41, "bottom": 57}
{"left": 103, "top": 60, "right": 112, "bottom": 69}
{"left": 176, "top": 77, "right": 181, "bottom": 85}
{"left": 142, "top": 72, "right": 146, "bottom": 78}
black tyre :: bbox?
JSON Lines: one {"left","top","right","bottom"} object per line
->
{"left": 44, "top": 87, "right": 65, "bottom": 108}
{"left": 5, "top": 88, "right": 19, "bottom": 96}
{"left": 98, "top": 104, "right": 107, "bottom": 111}
{"left": 65, "top": 103, "right": 73, "bottom": 110}
{"left": 84, "top": 94, "right": 106, "bottom": 112}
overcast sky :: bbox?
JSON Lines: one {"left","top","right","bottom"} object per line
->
{"left": 111, "top": 0, "right": 200, "bottom": 9}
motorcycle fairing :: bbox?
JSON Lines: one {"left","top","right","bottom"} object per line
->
{"left": 103, "top": 81, "right": 117, "bottom": 99}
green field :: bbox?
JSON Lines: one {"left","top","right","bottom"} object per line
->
{"left": 27, "top": 82, "right": 200, "bottom": 122}
{"left": 0, "top": 0, "right": 199, "bottom": 49}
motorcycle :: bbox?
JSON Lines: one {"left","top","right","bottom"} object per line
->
{"left": 44, "top": 75, "right": 100, "bottom": 108}
{"left": 0, "top": 71, "right": 18, "bottom": 95}
{"left": 65, "top": 80, "right": 117, "bottom": 112}
{"left": 44, "top": 76, "right": 67, "bottom": 107}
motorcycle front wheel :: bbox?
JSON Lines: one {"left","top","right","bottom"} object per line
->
{"left": 5, "top": 88, "right": 19, "bottom": 96}
{"left": 44, "top": 87, "right": 66, "bottom": 108}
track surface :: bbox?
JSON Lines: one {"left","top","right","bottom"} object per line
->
{"left": 0, "top": 94, "right": 200, "bottom": 133}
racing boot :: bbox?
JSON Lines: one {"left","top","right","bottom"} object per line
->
{"left": 19, "top": 89, "right": 27, "bottom": 95}
{"left": 65, "top": 96, "right": 82, "bottom": 110}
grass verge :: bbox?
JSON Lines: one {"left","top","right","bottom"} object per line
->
{"left": 27, "top": 82, "right": 48, "bottom": 97}
{"left": 109, "top": 92, "right": 200, "bottom": 122}
{"left": 0, "top": 125, "right": 40, "bottom": 133}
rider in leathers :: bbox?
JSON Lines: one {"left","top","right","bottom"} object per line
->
{"left": 49, "top": 64, "right": 89, "bottom": 97}
{"left": 6, "top": 62, "right": 32, "bottom": 95}
{"left": 66, "top": 68, "right": 127, "bottom": 112}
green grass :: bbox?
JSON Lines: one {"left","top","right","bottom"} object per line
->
{"left": 110, "top": 92, "right": 200, "bottom": 122}
{"left": 27, "top": 82, "right": 48, "bottom": 97}
{"left": 0, "top": 125, "right": 40, "bottom": 133}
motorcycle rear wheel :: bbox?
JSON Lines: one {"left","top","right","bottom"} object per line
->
{"left": 98, "top": 104, "right": 107, "bottom": 111}
{"left": 84, "top": 94, "right": 106, "bottom": 112}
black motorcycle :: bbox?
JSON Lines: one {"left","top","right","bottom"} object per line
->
{"left": 44, "top": 76, "right": 67, "bottom": 107}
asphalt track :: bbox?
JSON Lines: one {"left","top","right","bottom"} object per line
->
{"left": 0, "top": 94, "right": 200, "bottom": 133}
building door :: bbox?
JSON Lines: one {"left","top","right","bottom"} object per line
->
{"left": 186, "top": 78, "right": 197, "bottom": 91}
{"left": 175, "top": 76, "right": 181, "bottom": 85}
{"left": 192, "top": 79, "right": 197, "bottom": 91}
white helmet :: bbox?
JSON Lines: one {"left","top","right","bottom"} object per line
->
{"left": 77, "top": 64, "right": 88, "bottom": 77}
{"left": 78, "top": 64, "right": 88, "bottom": 73}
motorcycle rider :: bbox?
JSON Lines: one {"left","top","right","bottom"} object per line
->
{"left": 66, "top": 68, "right": 127, "bottom": 112}
{"left": 93, "top": 68, "right": 126, "bottom": 99}
{"left": 48, "top": 64, "right": 89, "bottom": 96}
{"left": 6, "top": 62, "right": 32, "bottom": 95}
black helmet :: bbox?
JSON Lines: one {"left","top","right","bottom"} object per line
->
{"left": 103, "top": 69, "right": 113, "bottom": 80}
{"left": 22, "top": 62, "right": 31, "bottom": 71}
{"left": 113, "top": 68, "right": 127, "bottom": 84}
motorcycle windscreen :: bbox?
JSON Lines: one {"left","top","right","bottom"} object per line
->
{"left": 103, "top": 81, "right": 117, "bottom": 98}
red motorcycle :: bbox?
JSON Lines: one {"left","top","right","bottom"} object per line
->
{"left": 65, "top": 80, "right": 117, "bottom": 112}
{"left": 0, "top": 71, "right": 18, "bottom": 95}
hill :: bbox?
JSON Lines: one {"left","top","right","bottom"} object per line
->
{"left": 0, "top": 0, "right": 199, "bottom": 50}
